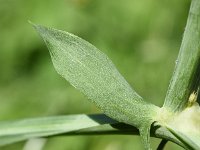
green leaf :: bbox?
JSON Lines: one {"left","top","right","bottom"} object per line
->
{"left": 32, "top": 23, "right": 159, "bottom": 149}
{"left": 163, "top": 0, "right": 200, "bottom": 112}
{"left": 0, "top": 114, "right": 186, "bottom": 149}
{"left": 0, "top": 114, "right": 116, "bottom": 146}
{"left": 167, "top": 125, "right": 200, "bottom": 150}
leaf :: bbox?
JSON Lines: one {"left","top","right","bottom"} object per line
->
{"left": 0, "top": 114, "right": 187, "bottom": 149}
{"left": 0, "top": 114, "right": 117, "bottom": 146}
{"left": 33, "top": 23, "right": 158, "bottom": 125}
{"left": 163, "top": 0, "right": 200, "bottom": 112}
{"left": 32, "top": 23, "right": 160, "bottom": 149}
{"left": 167, "top": 125, "right": 200, "bottom": 150}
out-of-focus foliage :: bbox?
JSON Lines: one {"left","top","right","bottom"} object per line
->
{"left": 0, "top": 0, "right": 190, "bottom": 149}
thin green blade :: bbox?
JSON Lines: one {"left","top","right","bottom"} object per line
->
{"left": 0, "top": 114, "right": 116, "bottom": 146}
{"left": 0, "top": 114, "right": 185, "bottom": 149}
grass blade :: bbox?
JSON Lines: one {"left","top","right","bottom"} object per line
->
{"left": 0, "top": 114, "right": 186, "bottom": 149}
{"left": 0, "top": 114, "right": 116, "bottom": 146}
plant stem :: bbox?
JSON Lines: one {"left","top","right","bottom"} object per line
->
{"left": 163, "top": 0, "right": 200, "bottom": 112}
{"left": 48, "top": 122, "right": 186, "bottom": 149}
{"left": 156, "top": 140, "right": 168, "bottom": 150}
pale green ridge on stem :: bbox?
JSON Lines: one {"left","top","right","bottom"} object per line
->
{"left": 139, "top": 126, "right": 151, "bottom": 150}
{"left": 163, "top": 0, "right": 200, "bottom": 112}
{"left": 32, "top": 23, "right": 160, "bottom": 149}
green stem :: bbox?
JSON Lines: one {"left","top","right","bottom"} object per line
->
{"left": 156, "top": 140, "right": 168, "bottom": 150}
{"left": 49, "top": 122, "right": 186, "bottom": 149}
{"left": 163, "top": 0, "right": 200, "bottom": 112}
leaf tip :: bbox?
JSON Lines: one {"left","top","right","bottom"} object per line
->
{"left": 29, "top": 23, "right": 52, "bottom": 43}
{"left": 28, "top": 20, "right": 33, "bottom": 25}
{"left": 28, "top": 20, "right": 38, "bottom": 30}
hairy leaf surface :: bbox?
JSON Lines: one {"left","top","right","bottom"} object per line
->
{"left": 33, "top": 24, "right": 159, "bottom": 149}
{"left": 33, "top": 24, "right": 158, "bottom": 128}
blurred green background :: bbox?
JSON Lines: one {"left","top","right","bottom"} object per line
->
{"left": 0, "top": 0, "right": 191, "bottom": 149}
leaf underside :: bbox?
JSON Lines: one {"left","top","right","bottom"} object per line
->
{"left": 32, "top": 23, "right": 159, "bottom": 149}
